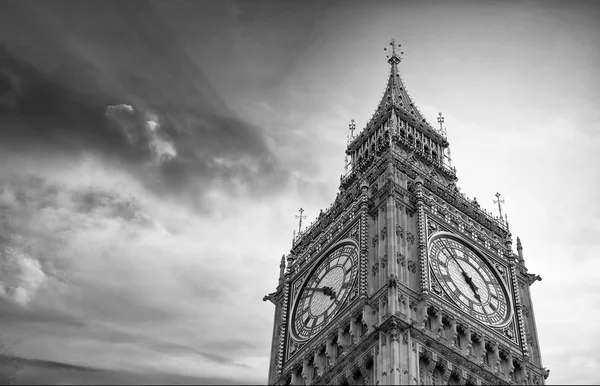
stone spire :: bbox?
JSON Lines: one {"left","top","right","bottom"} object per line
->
{"left": 516, "top": 236, "right": 525, "bottom": 264}
{"left": 279, "top": 254, "right": 286, "bottom": 284}
{"left": 376, "top": 38, "right": 430, "bottom": 126}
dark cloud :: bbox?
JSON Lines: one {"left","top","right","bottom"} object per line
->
{"left": 0, "top": 354, "right": 247, "bottom": 385}
{"left": 0, "top": 1, "right": 294, "bottom": 212}
{"left": 0, "top": 297, "right": 85, "bottom": 329}
{"left": 81, "top": 326, "right": 250, "bottom": 368}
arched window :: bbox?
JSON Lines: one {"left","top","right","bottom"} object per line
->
{"left": 448, "top": 371, "right": 461, "bottom": 386}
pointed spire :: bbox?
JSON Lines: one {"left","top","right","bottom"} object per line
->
{"left": 384, "top": 38, "right": 403, "bottom": 70}
{"left": 279, "top": 254, "right": 286, "bottom": 284}
{"left": 376, "top": 39, "right": 430, "bottom": 126}
{"left": 516, "top": 237, "right": 525, "bottom": 264}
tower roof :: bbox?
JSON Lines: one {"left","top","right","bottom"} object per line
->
{"left": 376, "top": 39, "right": 430, "bottom": 126}
{"left": 348, "top": 39, "right": 446, "bottom": 153}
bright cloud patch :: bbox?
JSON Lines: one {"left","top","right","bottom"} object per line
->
{"left": 146, "top": 120, "right": 177, "bottom": 162}
{"left": 0, "top": 247, "right": 47, "bottom": 307}
{"left": 105, "top": 104, "right": 177, "bottom": 163}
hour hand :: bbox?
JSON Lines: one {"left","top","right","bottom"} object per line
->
{"left": 462, "top": 272, "right": 481, "bottom": 302}
{"left": 305, "top": 286, "right": 337, "bottom": 300}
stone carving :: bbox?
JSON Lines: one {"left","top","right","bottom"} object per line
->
{"left": 407, "top": 259, "right": 416, "bottom": 273}
{"left": 381, "top": 227, "right": 387, "bottom": 240}
{"left": 350, "top": 226, "right": 359, "bottom": 242}
{"left": 525, "top": 272, "right": 542, "bottom": 286}
{"left": 396, "top": 225, "right": 404, "bottom": 239}
{"left": 428, "top": 221, "right": 437, "bottom": 235}
{"left": 372, "top": 263, "right": 379, "bottom": 276}
{"left": 406, "top": 232, "right": 415, "bottom": 245}
{"left": 390, "top": 321, "right": 399, "bottom": 342}
{"left": 397, "top": 252, "right": 405, "bottom": 266}
{"left": 409, "top": 299, "right": 418, "bottom": 312}
{"left": 431, "top": 280, "right": 442, "bottom": 295}
{"left": 372, "top": 235, "right": 379, "bottom": 247}
{"left": 398, "top": 293, "right": 407, "bottom": 305}
{"left": 381, "top": 254, "right": 388, "bottom": 268}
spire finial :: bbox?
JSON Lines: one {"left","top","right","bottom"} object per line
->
{"left": 349, "top": 119, "right": 356, "bottom": 139}
{"left": 494, "top": 192, "right": 505, "bottom": 220}
{"left": 295, "top": 207, "right": 306, "bottom": 235}
{"left": 437, "top": 112, "right": 447, "bottom": 137}
{"left": 384, "top": 38, "right": 403, "bottom": 65}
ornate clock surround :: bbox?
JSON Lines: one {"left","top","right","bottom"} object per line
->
{"left": 426, "top": 215, "right": 519, "bottom": 344}
{"left": 288, "top": 239, "right": 360, "bottom": 342}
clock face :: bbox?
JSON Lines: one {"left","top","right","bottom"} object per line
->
{"left": 429, "top": 233, "right": 511, "bottom": 326}
{"left": 290, "top": 243, "right": 359, "bottom": 341}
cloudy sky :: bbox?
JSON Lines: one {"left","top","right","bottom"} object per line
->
{"left": 0, "top": 0, "right": 598, "bottom": 384}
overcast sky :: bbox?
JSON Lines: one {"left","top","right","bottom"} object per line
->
{"left": 0, "top": 0, "right": 598, "bottom": 384}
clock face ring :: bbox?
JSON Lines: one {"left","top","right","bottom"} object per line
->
{"left": 428, "top": 232, "right": 512, "bottom": 327}
{"left": 290, "top": 241, "right": 359, "bottom": 341}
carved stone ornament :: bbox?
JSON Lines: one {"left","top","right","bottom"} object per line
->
{"left": 350, "top": 226, "right": 359, "bottom": 242}
{"left": 406, "top": 232, "right": 415, "bottom": 245}
{"left": 431, "top": 280, "right": 442, "bottom": 295}
{"left": 407, "top": 259, "right": 416, "bottom": 273}
{"left": 381, "top": 254, "right": 388, "bottom": 268}
{"left": 381, "top": 227, "right": 387, "bottom": 240}
{"left": 397, "top": 252, "right": 405, "bottom": 266}
{"left": 428, "top": 221, "right": 437, "bottom": 235}
{"left": 409, "top": 299, "right": 418, "bottom": 311}
{"left": 372, "top": 235, "right": 379, "bottom": 247}
{"left": 372, "top": 263, "right": 379, "bottom": 276}
{"left": 525, "top": 272, "right": 542, "bottom": 286}
{"left": 396, "top": 225, "right": 404, "bottom": 239}
{"left": 290, "top": 342, "right": 299, "bottom": 355}
{"left": 398, "top": 293, "right": 407, "bottom": 305}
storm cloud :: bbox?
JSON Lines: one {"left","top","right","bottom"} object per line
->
{"left": 0, "top": 1, "right": 292, "bottom": 212}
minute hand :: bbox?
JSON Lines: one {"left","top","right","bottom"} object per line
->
{"left": 441, "top": 242, "right": 481, "bottom": 302}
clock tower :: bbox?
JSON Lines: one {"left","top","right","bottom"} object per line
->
{"left": 263, "top": 40, "right": 549, "bottom": 385}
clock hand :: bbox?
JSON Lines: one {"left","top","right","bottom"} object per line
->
{"left": 305, "top": 286, "right": 337, "bottom": 300}
{"left": 441, "top": 242, "right": 482, "bottom": 301}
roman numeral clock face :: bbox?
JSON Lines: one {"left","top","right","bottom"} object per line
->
{"left": 290, "top": 243, "right": 359, "bottom": 341}
{"left": 429, "top": 234, "right": 511, "bottom": 327}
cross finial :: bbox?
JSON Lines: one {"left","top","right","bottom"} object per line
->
{"left": 437, "top": 112, "right": 445, "bottom": 131}
{"left": 493, "top": 192, "right": 505, "bottom": 220}
{"left": 349, "top": 119, "right": 356, "bottom": 139}
{"left": 295, "top": 207, "right": 307, "bottom": 234}
{"left": 384, "top": 38, "right": 403, "bottom": 63}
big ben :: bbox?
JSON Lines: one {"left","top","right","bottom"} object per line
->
{"left": 263, "top": 39, "right": 548, "bottom": 385}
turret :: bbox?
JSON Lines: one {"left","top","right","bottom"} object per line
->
{"left": 278, "top": 254, "right": 286, "bottom": 285}
{"left": 516, "top": 236, "right": 525, "bottom": 265}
